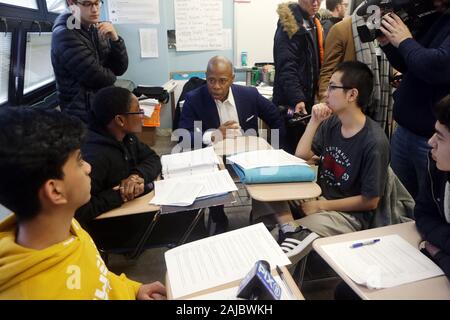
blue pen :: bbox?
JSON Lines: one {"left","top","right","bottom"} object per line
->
{"left": 350, "top": 238, "right": 380, "bottom": 249}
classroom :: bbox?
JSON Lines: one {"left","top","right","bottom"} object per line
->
{"left": 0, "top": 0, "right": 449, "bottom": 304}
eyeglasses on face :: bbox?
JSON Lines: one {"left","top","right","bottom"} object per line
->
{"left": 75, "top": 0, "right": 104, "bottom": 9}
{"left": 120, "top": 108, "right": 145, "bottom": 116}
{"left": 327, "top": 84, "right": 353, "bottom": 92}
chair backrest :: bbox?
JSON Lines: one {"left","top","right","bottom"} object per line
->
{"left": 370, "top": 166, "right": 415, "bottom": 228}
{"left": 172, "top": 77, "right": 207, "bottom": 131}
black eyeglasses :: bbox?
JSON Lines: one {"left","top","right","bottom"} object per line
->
{"left": 75, "top": 0, "right": 104, "bottom": 9}
{"left": 120, "top": 108, "right": 145, "bottom": 116}
{"left": 327, "top": 84, "right": 353, "bottom": 91}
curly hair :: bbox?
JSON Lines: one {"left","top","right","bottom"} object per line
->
{"left": 0, "top": 108, "right": 85, "bottom": 222}
{"left": 434, "top": 94, "right": 450, "bottom": 132}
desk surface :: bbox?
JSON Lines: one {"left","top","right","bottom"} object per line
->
{"left": 313, "top": 221, "right": 450, "bottom": 300}
{"left": 166, "top": 265, "right": 304, "bottom": 300}
{"left": 213, "top": 135, "right": 272, "bottom": 156}
{"left": 96, "top": 191, "right": 160, "bottom": 220}
{"left": 246, "top": 181, "right": 321, "bottom": 202}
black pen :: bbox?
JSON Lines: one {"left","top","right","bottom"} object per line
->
{"left": 276, "top": 265, "right": 294, "bottom": 299}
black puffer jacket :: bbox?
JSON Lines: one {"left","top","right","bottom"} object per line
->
{"left": 75, "top": 125, "right": 161, "bottom": 226}
{"left": 273, "top": 2, "right": 321, "bottom": 111}
{"left": 51, "top": 13, "right": 128, "bottom": 122}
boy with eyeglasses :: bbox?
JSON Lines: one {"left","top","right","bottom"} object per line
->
{"left": 0, "top": 108, "right": 166, "bottom": 299}
{"left": 51, "top": 0, "right": 128, "bottom": 122}
{"left": 276, "top": 61, "right": 390, "bottom": 260}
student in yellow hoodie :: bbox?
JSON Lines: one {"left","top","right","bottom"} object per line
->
{"left": 0, "top": 108, "right": 166, "bottom": 300}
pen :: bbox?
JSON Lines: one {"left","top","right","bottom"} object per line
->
{"left": 276, "top": 265, "right": 294, "bottom": 299}
{"left": 350, "top": 238, "right": 380, "bottom": 249}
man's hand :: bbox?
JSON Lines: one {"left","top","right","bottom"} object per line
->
{"left": 295, "top": 102, "right": 307, "bottom": 115}
{"left": 300, "top": 199, "right": 323, "bottom": 216}
{"left": 425, "top": 241, "right": 441, "bottom": 258}
{"left": 310, "top": 103, "right": 332, "bottom": 125}
{"left": 119, "top": 174, "right": 144, "bottom": 202}
{"left": 97, "top": 22, "right": 119, "bottom": 42}
{"left": 380, "top": 13, "right": 412, "bottom": 48}
{"left": 212, "top": 121, "right": 241, "bottom": 142}
{"left": 137, "top": 281, "right": 167, "bottom": 300}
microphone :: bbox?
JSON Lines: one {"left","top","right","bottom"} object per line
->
{"left": 356, "top": 0, "right": 382, "bottom": 16}
{"left": 236, "top": 260, "right": 282, "bottom": 300}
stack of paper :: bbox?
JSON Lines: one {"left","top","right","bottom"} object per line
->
{"left": 150, "top": 170, "right": 237, "bottom": 206}
{"left": 321, "top": 234, "right": 444, "bottom": 289}
{"left": 227, "top": 149, "right": 307, "bottom": 170}
{"left": 165, "top": 223, "right": 291, "bottom": 299}
{"left": 139, "top": 98, "right": 159, "bottom": 118}
{"left": 161, "top": 146, "right": 219, "bottom": 179}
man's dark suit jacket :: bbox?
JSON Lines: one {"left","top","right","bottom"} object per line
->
{"left": 178, "top": 84, "right": 286, "bottom": 149}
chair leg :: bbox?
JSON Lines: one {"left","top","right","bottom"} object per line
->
{"left": 293, "top": 255, "right": 309, "bottom": 289}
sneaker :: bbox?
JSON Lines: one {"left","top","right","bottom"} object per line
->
{"left": 279, "top": 228, "right": 320, "bottom": 258}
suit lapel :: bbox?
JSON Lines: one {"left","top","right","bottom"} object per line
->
{"left": 202, "top": 86, "right": 220, "bottom": 129}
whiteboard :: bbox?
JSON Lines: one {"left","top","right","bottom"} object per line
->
{"left": 234, "top": 0, "right": 285, "bottom": 68}
{"left": 234, "top": 0, "right": 327, "bottom": 68}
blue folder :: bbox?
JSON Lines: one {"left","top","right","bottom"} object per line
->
{"left": 231, "top": 164, "right": 316, "bottom": 184}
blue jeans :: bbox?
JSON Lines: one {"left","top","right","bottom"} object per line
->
{"left": 390, "top": 125, "right": 431, "bottom": 200}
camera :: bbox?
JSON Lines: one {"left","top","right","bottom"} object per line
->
{"left": 278, "top": 105, "right": 311, "bottom": 127}
{"left": 355, "top": 0, "right": 436, "bottom": 43}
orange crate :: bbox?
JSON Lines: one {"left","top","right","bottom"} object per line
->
{"left": 142, "top": 104, "right": 161, "bottom": 127}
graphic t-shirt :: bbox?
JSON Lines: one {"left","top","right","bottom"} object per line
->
{"left": 312, "top": 115, "right": 390, "bottom": 216}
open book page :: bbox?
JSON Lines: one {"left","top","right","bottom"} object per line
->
{"left": 150, "top": 170, "right": 237, "bottom": 206}
{"left": 165, "top": 223, "right": 291, "bottom": 299}
{"left": 161, "top": 147, "right": 219, "bottom": 179}
{"left": 321, "top": 234, "right": 444, "bottom": 289}
{"left": 227, "top": 149, "right": 307, "bottom": 170}
{"left": 187, "top": 275, "right": 295, "bottom": 300}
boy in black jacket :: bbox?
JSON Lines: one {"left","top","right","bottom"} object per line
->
{"left": 415, "top": 94, "right": 450, "bottom": 279}
{"left": 75, "top": 87, "right": 161, "bottom": 226}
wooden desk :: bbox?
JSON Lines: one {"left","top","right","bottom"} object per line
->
{"left": 215, "top": 136, "right": 322, "bottom": 201}
{"left": 313, "top": 221, "right": 450, "bottom": 300}
{"left": 166, "top": 266, "right": 304, "bottom": 300}
{"left": 96, "top": 191, "right": 159, "bottom": 220}
{"left": 213, "top": 135, "right": 272, "bottom": 156}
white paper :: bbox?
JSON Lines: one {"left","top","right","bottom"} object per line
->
{"left": 151, "top": 181, "right": 203, "bottom": 206}
{"left": 188, "top": 276, "right": 295, "bottom": 300}
{"left": 165, "top": 223, "right": 291, "bottom": 299}
{"left": 321, "top": 234, "right": 444, "bottom": 289}
{"left": 139, "top": 98, "right": 159, "bottom": 117}
{"left": 161, "top": 147, "right": 219, "bottom": 179}
{"left": 223, "top": 28, "right": 232, "bottom": 50}
{"left": 109, "top": 0, "right": 160, "bottom": 24}
{"left": 174, "top": 0, "right": 224, "bottom": 51}
{"left": 151, "top": 170, "right": 237, "bottom": 206}
{"left": 139, "top": 28, "right": 158, "bottom": 58}
{"left": 227, "top": 149, "right": 307, "bottom": 170}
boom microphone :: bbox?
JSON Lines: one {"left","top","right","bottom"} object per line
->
{"left": 236, "top": 260, "right": 282, "bottom": 300}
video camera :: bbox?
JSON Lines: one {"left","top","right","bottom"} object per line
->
{"left": 355, "top": 0, "right": 436, "bottom": 43}
{"left": 279, "top": 105, "right": 311, "bottom": 127}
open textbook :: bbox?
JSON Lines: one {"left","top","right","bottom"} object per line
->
{"left": 165, "top": 223, "right": 291, "bottom": 299}
{"left": 321, "top": 234, "right": 444, "bottom": 289}
{"left": 161, "top": 146, "right": 219, "bottom": 179}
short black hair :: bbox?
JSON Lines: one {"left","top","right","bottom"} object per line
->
{"left": 326, "top": 0, "right": 343, "bottom": 11}
{"left": 335, "top": 61, "right": 374, "bottom": 109}
{"left": 89, "top": 86, "right": 133, "bottom": 127}
{"left": 433, "top": 94, "right": 450, "bottom": 132}
{"left": 0, "top": 108, "right": 85, "bottom": 222}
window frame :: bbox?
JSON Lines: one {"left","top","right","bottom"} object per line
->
{"left": 0, "top": 0, "right": 61, "bottom": 108}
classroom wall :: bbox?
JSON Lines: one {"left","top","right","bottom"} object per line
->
{"left": 106, "top": 0, "right": 235, "bottom": 129}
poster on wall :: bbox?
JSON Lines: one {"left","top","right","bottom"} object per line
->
{"left": 174, "top": 0, "right": 224, "bottom": 51}
{"left": 109, "top": 0, "right": 160, "bottom": 25}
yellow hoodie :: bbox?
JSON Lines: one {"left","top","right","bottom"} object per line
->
{"left": 0, "top": 216, "right": 142, "bottom": 300}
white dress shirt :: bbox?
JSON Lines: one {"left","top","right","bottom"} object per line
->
{"left": 203, "top": 88, "right": 242, "bottom": 145}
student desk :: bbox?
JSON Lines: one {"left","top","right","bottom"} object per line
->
{"left": 165, "top": 265, "right": 305, "bottom": 300}
{"left": 96, "top": 187, "right": 235, "bottom": 260}
{"left": 313, "top": 221, "right": 450, "bottom": 300}
{"left": 214, "top": 135, "right": 322, "bottom": 201}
